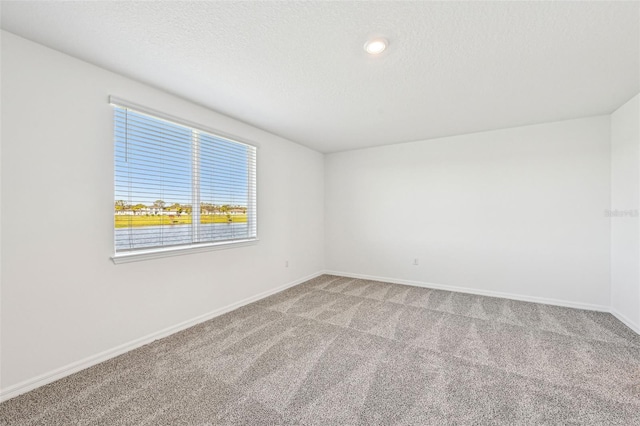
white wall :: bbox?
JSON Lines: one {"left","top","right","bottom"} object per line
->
{"left": 325, "top": 116, "right": 612, "bottom": 308}
{"left": 0, "top": 32, "right": 324, "bottom": 394}
{"left": 611, "top": 93, "right": 640, "bottom": 332}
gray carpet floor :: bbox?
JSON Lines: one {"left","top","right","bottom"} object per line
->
{"left": 2, "top": 274, "right": 640, "bottom": 425}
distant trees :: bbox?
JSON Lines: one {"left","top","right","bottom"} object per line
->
{"left": 199, "top": 203, "right": 241, "bottom": 216}
{"left": 219, "top": 204, "right": 232, "bottom": 222}
{"left": 200, "top": 202, "right": 216, "bottom": 215}
{"left": 168, "top": 202, "right": 183, "bottom": 215}
{"left": 114, "top": 200, "right": 246, "bottom": 217}
{"left": 114, "top": 200, "right": 129, "bottom": 211}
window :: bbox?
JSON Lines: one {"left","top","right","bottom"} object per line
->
{"left": 111, "top": 97, "right": 257, "bottom": 262}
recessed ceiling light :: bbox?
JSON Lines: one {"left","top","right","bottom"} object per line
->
{"left": 364, "top": 38, "right": 388, "bottom": 55}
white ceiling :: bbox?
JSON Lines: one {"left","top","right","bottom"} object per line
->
{"left": 1, "top": 1, "right": 638, "bottom": 153}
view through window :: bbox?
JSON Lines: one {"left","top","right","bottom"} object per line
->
{"left": 113, "top": 102, "right": 257, "bottom": 254}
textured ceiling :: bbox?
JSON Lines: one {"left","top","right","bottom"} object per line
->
{"left": 1, "top": 1, "right": 638, "bottom": 153}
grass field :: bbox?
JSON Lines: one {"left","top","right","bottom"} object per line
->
{"left": 115, "top": 214, "right": 247, "bottom": 228}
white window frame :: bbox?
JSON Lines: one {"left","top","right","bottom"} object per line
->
{"left": 110, "top": 96, "right": 258, "bottom": 264}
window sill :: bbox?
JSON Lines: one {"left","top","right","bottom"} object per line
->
{"left": 111, "top": 238, "right": 259, "bottom": 264}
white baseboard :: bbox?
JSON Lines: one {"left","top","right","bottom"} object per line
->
{"left": 323, "top": 270, "right": 611, "bottom": 312}
{"left": 0, "top": 271, "right": 324, "bottom": 403}
{"left": 610, "top": 309, "right": 640, "bottom": 335}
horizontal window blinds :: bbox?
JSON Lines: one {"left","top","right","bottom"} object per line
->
{"left": 113, "top": 103, "right": 257, "bottom": 253}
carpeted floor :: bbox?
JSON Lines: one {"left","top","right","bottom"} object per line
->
{"left": 2, "top": 274, "right": 640, "bottom": 425}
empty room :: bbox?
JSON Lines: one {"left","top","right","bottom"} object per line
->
{"left": 1, "top": 1, "right": 639, "bottom": 424}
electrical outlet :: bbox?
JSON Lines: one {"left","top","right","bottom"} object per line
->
{"left": 285, "top": 260, "right": 289, "bottom": 268}
{"left": 413, "top": 258, "right": 419, "bottom": 266}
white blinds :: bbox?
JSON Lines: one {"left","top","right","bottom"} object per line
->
{"left": 113, "top": 100, "right": 257, "bottom": 253}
